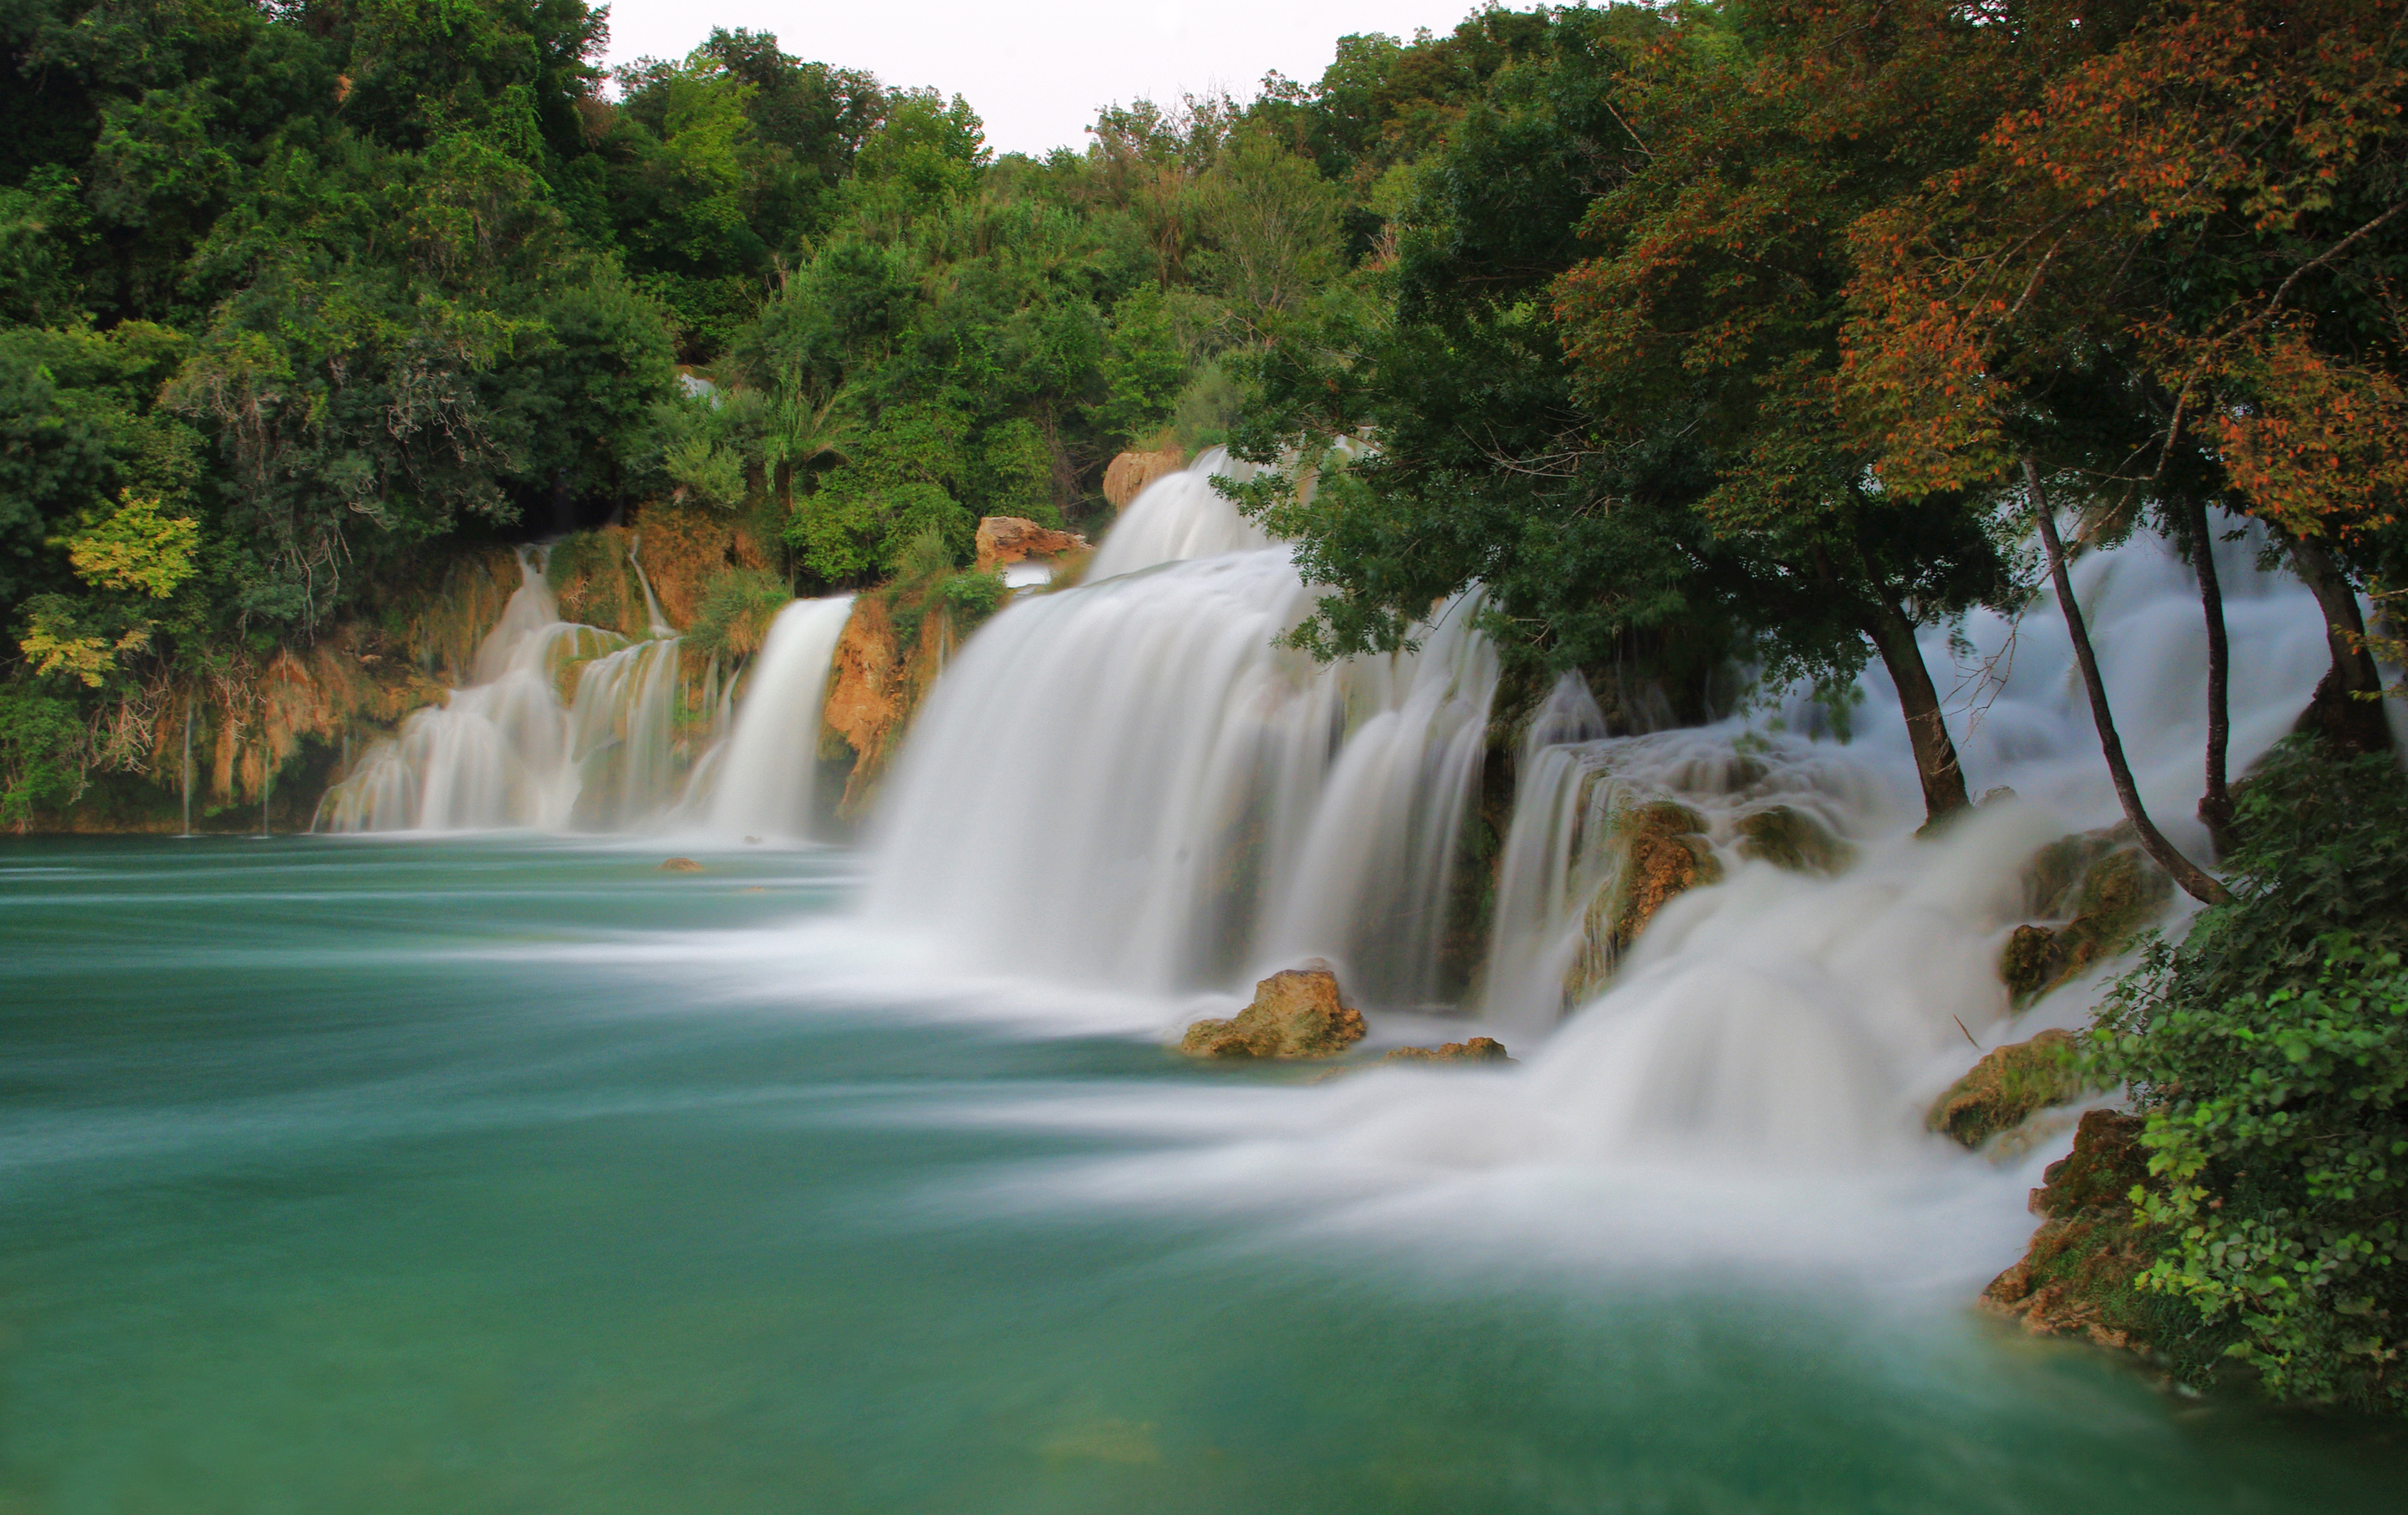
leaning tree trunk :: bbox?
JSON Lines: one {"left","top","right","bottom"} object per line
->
{"left": 1862, "top": 595, "right": 1971, "bottom": 824}
{"left": 2282, "top": 532, "right": 2394, "bottom": 758}
{"left": 2025, "top": 460, "right": 2229, "bottom": 905}
{"left": 2180, "top": 494, "right": 2235, "bottom": 852}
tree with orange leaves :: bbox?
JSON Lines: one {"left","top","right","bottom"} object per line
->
{"left": 1841, "top": 0, "right": 2408, "bottom": 789}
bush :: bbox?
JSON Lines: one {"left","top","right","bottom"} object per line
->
{"left": 687, "top": 567, "right": 791, "bottom": 659}
{"left": 2091, "top": 741, "right": 2408, "bottom": 1411}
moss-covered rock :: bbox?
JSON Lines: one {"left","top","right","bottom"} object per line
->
{"left": 1926, "top": 1028, "right": 2087, "bottom": 1147}
{"left": 1734, "top": 804, "right": 1852, "bottom": 874}
{"left": 1180, "top": 964, "right": 1368, "bottom": 1060}
{"left": 2002, "top": 837, "right": 2174, "bottom": 999}
{"left": 1564, "top": 800, "right": 1723, "bottom": 1002}
{"left": 1980, "top": 1109, "right": 2180, "bottom": 1356}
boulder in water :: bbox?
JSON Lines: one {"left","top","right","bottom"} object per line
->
{"left": 1180, "top": 964, "right": 1367, "bottom": 1060}
{"left": 659, "top": 856, "right": 705, "bottom": 873}
{"left": 973, "top": 517, "right": 1088, "bottom": 575}
{"left": 1103, "top": 446, "right": 1186, "bottom": 511}
{"left": 1926, "top": 1028, "right": 2088, "bottom": 1147}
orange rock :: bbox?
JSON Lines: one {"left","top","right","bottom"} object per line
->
{"left": 659, "top": 857, "right": 704, "bottom": 873}
{"left": 973, "top": 516, "right": 1088, "bottom": 575}
{"left": 1180, "top": 963, "right": 1368, "bottom": 1060}
{"left": 1103, "top": 446, "right": 1187, "bottom": 511}
{"left": 1379, "top": 1036, "right": 1513, "bottom": 1065}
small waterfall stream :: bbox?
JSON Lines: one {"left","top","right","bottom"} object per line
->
{"left": 315, "top": 550, "right": 690, "bottom": 833}
{"left": 690, "top": 595, "right": 856, "bottom": 842}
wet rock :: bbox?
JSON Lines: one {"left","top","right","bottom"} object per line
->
{"left": 659, "top": 856, "right": 704, "bottom": 873}
{"left": 1378, "top": 1036, "right": 1513, "bottom": 1065}
{"left": 1180, "top": 963, "right": 1367, "bottom": 1060}
{"left": 1565, "top": 800, "right": 1724, "bottom": 1003}
{"left": 1998, "top": 924, "right": 2064, "bottom": 998}
{"left": 1606, "top": 801, "right": 1723, "bottom": 953}
{"left": 1103, "top": 445, "right": 1186, "bottom": 510}
{"left": 1926, "top": 1028, "right": 2087, "bottom": 1147}
{"left": 1734, "top": 805, "right": 1851, "bottom": 874}
{"left": 2004, "top": 836, "right": 2174, "bottom": 999}
{"left": 973, "top": 516, "right": 1089, "bottom": 575}
{"left": 1980, "top": 1109, "right": 2160, "bottom": 1353}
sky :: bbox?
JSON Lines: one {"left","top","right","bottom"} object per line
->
{"left": 596, "top": 0, "right": 1491, "bottom": 157}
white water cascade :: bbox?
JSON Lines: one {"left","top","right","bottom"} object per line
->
{"left": 687, "top": 595, "right": 856, "bottom": 842}
{"left": 865, "top": 452, "right": 1500, "bottom": 1006}
{"left": 315, "top": 550, "right": 690, "bottom": 833}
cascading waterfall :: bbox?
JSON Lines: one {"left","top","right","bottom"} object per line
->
{"left": 687, "top": 595, "right": 856, "bottom": 842}
{"left": 315, "top": 549, "right": 691, "bottom": 833}
{"left": 865, "top": 452, "right": 1499, "bottom": 1006}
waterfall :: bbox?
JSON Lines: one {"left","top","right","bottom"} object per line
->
{"left": 864, "top": 453, "right": 1500, "bottom": 1006}
{"left": 1083, "top": 445, "right": 1269, "bottom": 579}
{"left": 692, "top": 595, "right": 856, "bottom": 842}
{"left": 315, "top": 549, "right": 691, "bottom": 833}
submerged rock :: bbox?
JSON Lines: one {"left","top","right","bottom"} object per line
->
{"left": 1180, "top": 963, "right": 1368, "bottom": 1060}
{"left": 1925, "top": 1028, "right": 2088, "bottom": 1147}
{"left": 1981, "top": 1109, "right": 2162, "bottom": 1353}
{"left": 1378, "top": 1036, "right": 1513, "bottom": 1065}
{"left": 659, "top": 856, "right": 704, "bottom": 873}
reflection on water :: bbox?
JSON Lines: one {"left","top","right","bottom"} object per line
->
{"left": 2, "top": 838, "right": 2404, "bottom": 1513}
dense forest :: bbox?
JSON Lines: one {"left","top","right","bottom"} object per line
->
{"left": 6, "top": 0, "right": 2408, "bottom": 1412}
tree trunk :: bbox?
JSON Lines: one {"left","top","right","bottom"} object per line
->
{"left": 2283, "top": 532, "right": 2394, "bottom": 757}
{"left": 2026, "top": 459, "right": 2229, "bottom": 904}
{"left": 1863, "top": 595, "right": 1970, "bottom": 823}
{"left": 2180, "top": 494, "right": 2234, "bottom": 852}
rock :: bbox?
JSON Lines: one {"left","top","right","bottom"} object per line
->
{"left": 1734, "top": 805, "right": 1851, "bottom": 874}
{"left": 2004, "top": 836, "right": 2173, "bottom": 999}
{"left": 1103, "top": 446, "right": 1186, "bottom": 510}
{"left": 1378, "top": 1036, "right": 1513, "bottom": 1065}
{"left": 973, "top": 516, "right": 1089, "bottom": 575}
{"left": 1565, "top": 800, "right": 1723, "bottom": 1002}
{"left": 1926, "top": 1027, "right": 2086, "bottom": 1147}
{"left": 1608, "top": 801, "right": 1723, "bottom": 952}
{"left": 1180, "top": 963, "right": 1368, "bottom": 1060}
{"left": 659, "top": 856, "right": 704, "bottom": 873}
{"left": 1998, "top": 924, "right": 2063, "bottom": 998}
{"left": 1980, "top": 1109, "right": 2159, "bottom": 1353}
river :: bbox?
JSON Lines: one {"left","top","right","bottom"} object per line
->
{"left": 4, "top": 836, "right": 2403, "bottom": 1512}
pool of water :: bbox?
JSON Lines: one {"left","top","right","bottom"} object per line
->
{"left": 2, "top": 837, "right": 2402, "bottom": 1513}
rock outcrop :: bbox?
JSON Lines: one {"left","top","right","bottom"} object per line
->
{"left": 1565, "top": 800, "right": 1724, "bottom": 1001}
{"left": 1925, "top": 1028, "right": 2088, "bottom": 1148}
{"left": 1103, "top": 445, "right": 1186, "bottom": 510}
{"left": 1180, "top": 963, "right": 1368, "bottom": 1060}
{"left": 658, "top": 856, "right": 704, "bottom": 873}
{"left": 1981, "top": 1108, "right": 2161, "bottom": 1353}
{"left": 973, "top": 516, "right": 1088, "bottom": 575}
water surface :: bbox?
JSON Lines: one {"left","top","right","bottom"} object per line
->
{"left": 3, "top": 838, "right": 2402, "bottom": 1513}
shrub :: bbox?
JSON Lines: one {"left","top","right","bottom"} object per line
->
{"left": 687, "top": 567, "right": 792, "bottom": 660}
{"left": 2091, "top": 741, "right": 2408, "bottom": 1411}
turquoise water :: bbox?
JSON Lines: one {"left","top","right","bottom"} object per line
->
{"left": 2, "top": 838, "right": 2403, "bottom": 1513}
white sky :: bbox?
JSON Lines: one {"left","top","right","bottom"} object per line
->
{"left": 598, "top": 1, "right": 1493, "bottom": 157}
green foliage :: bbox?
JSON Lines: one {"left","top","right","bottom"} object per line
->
{"left": 2093, "top": 744, "right": 2408, "bottom": 1410}
{"left": 685, "top": 566, "right": 790, "bottom": 659}
{"left": 0, "top": 687, "right": 84, "bottom": 825}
